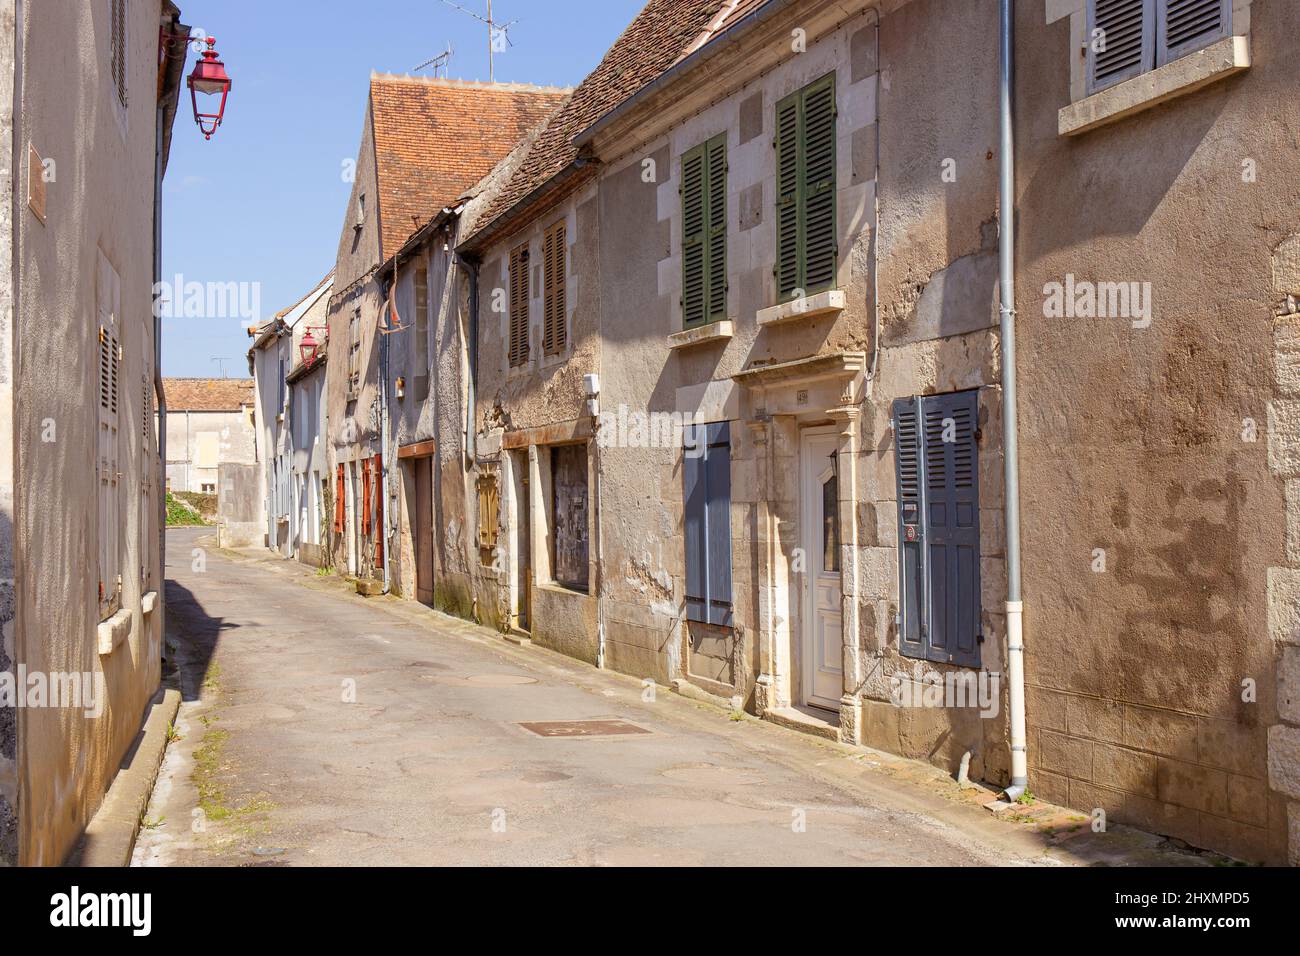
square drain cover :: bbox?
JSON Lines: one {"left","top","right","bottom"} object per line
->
{"left": 519, "top": 719, "right": 652, "bottom": 738}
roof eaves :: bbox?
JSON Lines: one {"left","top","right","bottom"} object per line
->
{"left": 158, "top": 12, "right": 190, "bottom": 179}
{"left": 573, "top": 0, "right": 792, "bottom": 149}
{"left": 379, "top": 202, "right": 465, "bottom": 276}
{"left": 458, "top": 158, "right": 598, "bottom": 258}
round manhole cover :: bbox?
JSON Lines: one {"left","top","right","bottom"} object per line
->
{"left": 464, "top": 674, "right": 538, "bottom": 686}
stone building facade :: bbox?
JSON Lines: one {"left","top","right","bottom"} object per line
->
{"left": 334, "top": 0, "right": 1300, "bottom": 864}
{"left": 0, "top": 0, "right": 189, "bottom": 865}
{"left": 163, "top": 378, "right": 255, "bottom": 494}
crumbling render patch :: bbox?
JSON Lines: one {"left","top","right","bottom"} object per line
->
{"left": 624, "top": 553, "right": 673, "bottom": 603}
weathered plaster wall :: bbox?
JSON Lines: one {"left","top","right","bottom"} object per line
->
{"left": 473, "top": 183, "right": 601, "bottom": 654}
{"left": 853, "top": 0, "right": 1006, "bottom": 783}
{"left": 1010, "top": 0, "right": 1297, "bottom": 864}
{"left": 326, "top": 107, "right": 384, "bottom": 575}
{"left": 593, "top": 10, "right": 884, "bottom": 697}
{"left": 216, "top": 462, "right": 261, "bottom": 548}
{"left": 164, "top": 407, "right": 256, "bottom": 493}
{"left": 0, "top": 0, "right": 17, "bottom": 867}
{"left": 12, "top": 0, "right": 166, "bottom": 864}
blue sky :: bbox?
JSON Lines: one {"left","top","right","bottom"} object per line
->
{"left": 162, "top": 0, "right": 644, "bottom": 377}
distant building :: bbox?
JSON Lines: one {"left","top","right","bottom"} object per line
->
{"left": 248, "top": 273, "right": 333, "bottom": 560}
{"left": 163, "top": 378, "right": 256, "bottom": 494}
{"left": 326, "top": 75, "right": 568, "bottom": 583}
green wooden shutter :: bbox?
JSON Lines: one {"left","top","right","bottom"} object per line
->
{"left": 774, "top": 92, "right": 801, "bottom": 300}
{"left": 681, "top": 144, "right": 707, "bottom": 328}
{"left": 705, "top": 135, "right": 727, "bottom": 322}
{"left": 801, "top": 74, "right": 837, "bottom": 295}
{"left": 775, "top": 74, "right": 836, "bottom": 303}
{"left": 682, "top": 134, "right": 728, "bottom": 328}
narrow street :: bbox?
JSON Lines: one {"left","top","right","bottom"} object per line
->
{"left": 130, "top": 528, "right": 1202, "bottom": 868}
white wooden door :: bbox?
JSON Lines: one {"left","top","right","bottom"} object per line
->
{"left": 801, "top": 429, "right": 843, "bottom": 711}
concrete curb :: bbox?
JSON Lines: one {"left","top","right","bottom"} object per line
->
{"left": 70, "top": 687, "right": 182, "bottom": 867}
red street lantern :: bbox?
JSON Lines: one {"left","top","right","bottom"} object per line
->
{"left": 299, "top": 328, "right": 320, "bottom": 367}
{"left": 187, "top": 37, "right": 231, "bottom": 140}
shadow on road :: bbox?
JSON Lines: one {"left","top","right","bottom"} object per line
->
{"left": 163, "top": 557, "right": 240, "bottom": 702}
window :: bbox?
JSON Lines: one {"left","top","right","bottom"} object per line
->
{"left": 821, "top": 467, "right": 840, "bottom": 573}
{"left": 477, "top": 474, "right": 500, "bottom": 564}
{"left": 1087, "top": 0, "right": 1231, "bottom": 94}
{"left": 97, "top": 253, "right": 122, "bottom": 618}
{"left": 355, "top": 193, "right": 366, "bottom": 230}
{"left": 111, "top": 0, "right": 127, "bottom": 109}
{"left": 893, "top": 390, "right": 981, "bottom": 667}
{"left": 775, "top": 74, "right": 837, "bottom": 302}
{"left": 348, "top": 307, "right": 361, "bottom": 397}
{"left": 201, "top": 483, "right": 216, "bottom": 495}
{"left": 542, "top": 221, "right": 567, "bottom": 355}
{"left": 550, "top": 445, "right": 588, "bottom": 592}
{"left": 681, "top": 134, "right": 727, "bottom": 328}
{"left": 683, "top": 422, "right": 732, "bottom": 626}
{"left": 414, "top": 264, "right": 430, "bottom": 401}
{"left": 508, "top": 242, "right": 530, "bottom": 367}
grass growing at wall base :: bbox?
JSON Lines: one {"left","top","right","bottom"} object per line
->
{"left": 166, "top": 492, "right": 208, "bottom": 527}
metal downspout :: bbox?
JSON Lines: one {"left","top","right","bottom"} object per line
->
{"left": 999, "top": 0, "right": 1028, "bottom": 800}
{"left": 460, "top": 254, "right": 479, "bottom": 465}
{"left": 380, "top": 279, "right": 392, "bottom": 593}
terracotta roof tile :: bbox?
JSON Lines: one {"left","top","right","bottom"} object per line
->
{"left": 370, "top": 75, "right": 570, "bottom": 260}
{"left": 164, "top": 378, "right": 255, "bottom": 412}
{"left": 464, "top": 0, "right": 762, "bottom": 247}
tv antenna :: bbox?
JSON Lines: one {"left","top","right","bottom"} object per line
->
{"left": 439, "top": 0, "right": 517, "bottom": 81}
{"left": 210, "top": 356, "right": 234, "bottom": 378}
{"left": 413, "top": 43, "right": 454, "bottom": 77}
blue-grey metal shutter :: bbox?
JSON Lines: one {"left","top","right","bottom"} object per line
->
{"left": 704, "top": 422, "right": 733, "bottom": 626}
{"left": 920, "top": 391, "right": 981, "bottom": 667}
{"left": 683, "top": 422, "right": 732, "bottom": 626}
{"left": 1157, "top": 0, "right": 1229, "bottom": 65}
{"left": 894, "top": 393, "right": 982, "bottom": 667}
{"left": 892, "top": 399, "right": 926, "bottom": 659}
{"left": 684, "top": 424, "right": 708, "bottom": 623}
{"left": 1087, "top": 0, "right": 1155, "bottom": 94}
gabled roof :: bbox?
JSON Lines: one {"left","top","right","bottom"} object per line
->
{"left": 164, "top": 378, "right": 255, "bottom": 412}
{"left": 369, "top": 75, "right": 570, "bottom": 260}
{"left": 249, "top": 271, "right": 334, "bottom": 350}
{"left": 461, "top": 0, "right": 760, "bottom": 251}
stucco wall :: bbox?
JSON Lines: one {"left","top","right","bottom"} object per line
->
{"left": 0, "top": 0, "right": 17, "bottom": 867}
{"left": 326, "top": 103, "right": 385, "bottom": 576}
{"left": 472, "top": 182, "right": 601, "bottom": 654}
{"left": 164, "top": 407, "right": 255, "bottom": 493}
{"left": 1009, "top": 0, "right": 1294, "bottom": 863}
{"left": 592, "top": 9, "right": 885, "bottom": 699}
{"left": 10, "top": 0, "right": 167, "bottom": 865}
